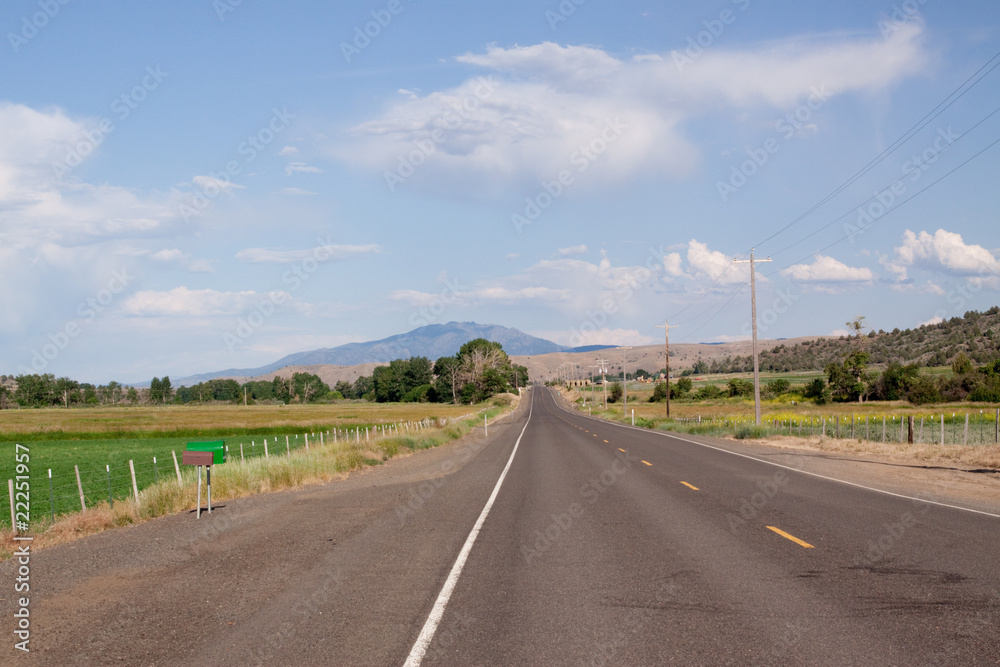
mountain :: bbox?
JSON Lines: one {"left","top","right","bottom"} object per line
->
{"left": 172, "top": 322, "right": 613, "bottom": 386}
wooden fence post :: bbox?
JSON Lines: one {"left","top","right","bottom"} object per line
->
{"left": 907, "top": 416, "right": 914, "bottom": 444}
{"left": 129, "top": 460, "right": 139, "bottom": 503}
{"left": 172, "top": 450, "right": 182, "bottom": 487}
{"left": 963, "top": 413, "right": 969, "bottom": 446}
{"left": 75, "top": 464, "right": 86, "bottom": 512}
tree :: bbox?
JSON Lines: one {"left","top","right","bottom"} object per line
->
{"left": 847, "top": 315, "right": 868, "bottom": 347}
{"left": 827, "top": 351, "right": 870, "bottom": 402}
{"left": 676, "top": 377, "right": 693, "bottom": 395}
{"left": 952, "top": 352, "right": 973, "bottom": 375}
{"left": 149, "top": 377, "right": 163, "bottom": 404}
{"left": 607, "top": 382, "right": 623, "bottom": 403}
{"left": 727, "top": 378, "right": 753, "bottom": 397}
{"left": 161, "top": 376, "right": 173, "bottom": 403}
{"left": 127, "top": 386, "right": 140, "bottom": 405}
{"left": 433, "top": 356, "right": 460, "bottom": 404}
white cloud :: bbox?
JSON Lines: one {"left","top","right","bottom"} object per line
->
{"left": 781, "top": 255, "right": 874, "bottom": 285}
{"left": 686, "top": 240, "right": 750, "bottom": 285}
{"left": 920, "top": 315, "right": 945, "bottom": 327}
{"left": 278, "top": 146, "right": 299, "bottom": 156}
{"left": 883, "top": 229, "right": 1000, "bottom": 281}
{"left": 235, "top": 243, "right": 380, "bottom": 263}
{"left": 335, "top": 25, "right": 925, "bottom": 191}
{"left": 191, "top": 174, "right": 244, "bottom": 194}
{"left": 284, "top": 161, "right": 324, "bottom": 176}
{"left": 280, "top": 187, "right": 318, "bottom": 196}
{"left": 557, "top": 244, "right": 588, "bottom": 256}
{"left": 121, "top": 287, "right": 290, "bottom": 317}
{"left": 663, "top": 252, "right": 684, "bottom": 277}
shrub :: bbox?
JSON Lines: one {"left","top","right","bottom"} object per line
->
{"left": 607, "top": 382, "right": 623, "bottom": 403}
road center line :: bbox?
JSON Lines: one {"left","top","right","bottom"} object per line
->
{"left": 642, "top": 460, "right": 652, "bottom": 466}
{"left": 402, "top": 390, "right": 534, "bottom": 667}
{"left": 767, "top": 526, "right": 815, "bottom": 548}
{"left": 566, "top": 403, "right": 1000, "bottom": 520}
{"left": 680, "top": 481, "right": 699, "bottom": 491}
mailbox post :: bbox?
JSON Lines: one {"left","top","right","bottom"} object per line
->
{"left": 182, "top": 450, "right": 214, "bottom": 518}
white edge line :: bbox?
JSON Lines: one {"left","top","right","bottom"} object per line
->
{"left": 402, "top": 389, "right": 534, "bottom": 666}
{"left": 556, "top": 392, "right": 1000, "bottom": 520}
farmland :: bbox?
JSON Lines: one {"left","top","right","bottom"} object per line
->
{"left": 0, "top": 399, "right": 512, "bottom": 538}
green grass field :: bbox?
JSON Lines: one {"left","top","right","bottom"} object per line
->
{"left": 0, "top": 400, "right": 507, "bottom": 528}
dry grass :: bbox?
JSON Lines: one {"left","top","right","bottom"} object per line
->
{"left": 0, "top": 398, "right": 517, "bottom": 560}
{"left": 0, "top": 402, "right": 484, "bottom": 439}
{"left": 559, "top": 387, "right": 1000, "bottom": 470}
{"left": 741, "top": 434, "right": 1000, "bottom": 470}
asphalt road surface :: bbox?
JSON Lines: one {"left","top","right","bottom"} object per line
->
{"left": 4, "top": 386, "right": 999, "bottom": 665}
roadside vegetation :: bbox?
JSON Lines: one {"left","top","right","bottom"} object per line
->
{"left": 0, "top": 395, "right": 520, "bottom": 560}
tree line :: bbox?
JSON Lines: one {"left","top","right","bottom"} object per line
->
{"left": 0, "top": 338, "right": 528, "bottom": 408}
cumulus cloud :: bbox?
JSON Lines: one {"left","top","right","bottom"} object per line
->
{"left": 882, "top": 229, "right": 1000, "bottom": 281}
{"left": 334, "top": 24, "right": 925, "bottom": 192}
{"left": 780, "top": 255, "right": 874, "bottom": 289}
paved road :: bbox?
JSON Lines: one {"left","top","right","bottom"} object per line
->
{"left": 4, "top": 386, "right": 999, "bottom": 665}
{"left": 414, "top": 387, "right": 1000, "bottom": 665}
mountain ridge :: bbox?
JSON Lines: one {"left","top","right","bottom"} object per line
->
{"left": 172, "top": 321, "right": 613, "bottom": 387}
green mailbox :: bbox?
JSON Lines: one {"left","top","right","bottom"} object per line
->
{"left": 186, "top": 440, "right": 225, "bottom": 464}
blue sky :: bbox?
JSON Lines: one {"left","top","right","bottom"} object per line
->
{"left": 3, "top": 0, "right": 1000, "bottom": 384}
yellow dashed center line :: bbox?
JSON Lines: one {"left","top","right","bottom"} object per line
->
{"left": 680, "top": 481, "right": 699, "bottom": 491}
{"left": 603, "top": 439, "right": 609, "bottom": 443}
{"left": 766, "top": 526, "right": 815, "bottom": 549}
{"left": 641, "top": 460, "right": 652, "bottom": 466}
{"left": 618, "top": 448, "right": 626, "bottom": 453}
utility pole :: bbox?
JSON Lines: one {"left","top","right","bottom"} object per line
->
{"left": 655, "top": 320, "right": 679, "bottom": 418}
{"left": 617, "top": 344, "right": 632, "bottom": 415}
{"left": 734, "top": 248, "right": 772, "bottom": 425}
{"left": 594, "top": 358, "right": 609, "bottom": 409}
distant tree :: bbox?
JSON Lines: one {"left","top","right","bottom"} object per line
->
{"left": 676, "top": 377, "right": 693, "bottom": 395}
{"left": 148, "top": 377, "right": 163, "bottom": 404}
{"left": 607, "top": 382, "right": 623, "bottom": 403}
{"left": 727, "top": 378, "right": 754, "bottom": 398}
{"left": 952, "top": 352, "right": 973, "bottom": 375}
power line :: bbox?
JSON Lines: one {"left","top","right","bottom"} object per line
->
{"left": 766, "top": 132, "right": 1000, "bottom": 277}
{"left": 753, "top": 47, "right": 1000, "bottom": 251}
{"left": 768, "top": 103, "right": 1000, "bottom": 260}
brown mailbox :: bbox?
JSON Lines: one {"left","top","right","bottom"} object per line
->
{"left": 182, "top": 451, "right": 214, "bottom": 466}
{"left": 182, "top": 450, "right": 215, "bottom": 518}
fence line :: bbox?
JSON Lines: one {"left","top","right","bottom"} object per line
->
{"left": 2, "top": 416, "right": 464, "bottom": 530}
{"left": 669, "top": 409, "right": 1000, "bottom": 446}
